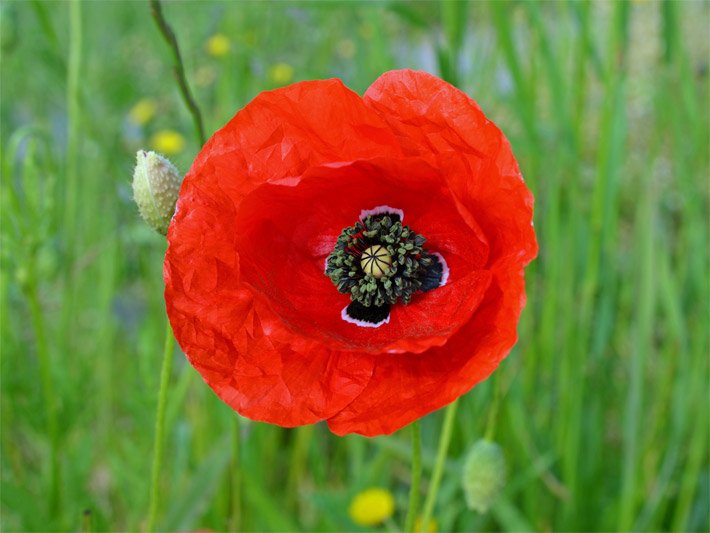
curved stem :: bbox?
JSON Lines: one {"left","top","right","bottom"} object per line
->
{"left": 146, "top": 320, "right": 175, "bottom": 533}
{"left": 404, "top": 420, "right": 422, "bottom": 532}
{"left": 149, "top": 0, "right": 206, "bottom": 145}
{"left": 421, "top": 399, "right": 459, "bottom": 530}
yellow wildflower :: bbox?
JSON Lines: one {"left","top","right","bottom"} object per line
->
{"left": 129, "top": 98, "right": 157, "bottom": 126}
{"left": 415, "top": 516, "right": 438, "bottom": 533}
{"left": 206, "top": 33, "right": 230, "bottom": 57}
{"left": 268, "top": 62, "right": 294, "bottom": 86}
{"left": 150, "top": 130, "right": 185, "bottom": 155}
{"left": 348, "top": 488, "right": 395, "bottom": 527}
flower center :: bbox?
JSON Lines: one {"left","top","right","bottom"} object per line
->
{"left": 360, "top": 245, "right": 392, "bottom": 279}
{"left": 325, "top": 208, "right": 447, "bottom": 326}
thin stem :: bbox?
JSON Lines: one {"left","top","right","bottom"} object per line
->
{"left": 404, "top": 420, "right": 422, "bottom": 533}
{"left": 146, "top": 320, "right": 175, "bottom": 533}
{"left": 421, "top": 399, "right": 459, "bottom": 530}
{"left": 27, "top": 284, "right": 60, "bottom": 516}
{"left": 286, "top": 425, "right": 314, "bottom": 513}
{"left": 81, "top": 509, "right": 92, "bottom": 533}
{"left": 484, "top": 376, "right": 502, "bottom": 441}
{"left": 61, "top": 0, "right": 82, "bottom": 387}
{"left": 228, "top": 415, "right": 242, "bottom": 532}
{"left": 64, "top": 0, "right": 81, "bottom": 254}
{"left": 149, "top": 0, "right": 206, "bottom": 146}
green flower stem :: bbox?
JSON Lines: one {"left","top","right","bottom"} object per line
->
{"left": 64, "top": 0, "right": 81, "bottom": 256}
{"left": 228, "top": 414, "right": 242, "bottom": 532}
{"left": 484, "top": 376, "right": 502, "bottom": 441}
{"left": 27, "top": 283, "right": 60, "bottom": 516}
{"left": 286, "top": 425, "right": 314, "bottom": 513}
{"left": 404, "top": 420, "right": 422, "bottom": 533}
{"left": 146, "top": 320, "right": 175, "bottom": 533}
{"left": 421, "top": 399, "right": 459, "bottom": 530}
{"left": 149, "top": 0, "right": 206, "bottom": 146}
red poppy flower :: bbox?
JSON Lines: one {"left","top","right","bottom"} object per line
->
{"left": 164, "top": 70, "right": 537, "bottom": 436}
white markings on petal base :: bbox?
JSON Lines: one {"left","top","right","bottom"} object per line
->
{"left": 360, "top": 205, "right": 404, "bottom": 222}
{"left": 433, "top": 252, "right": 450, "bottom": 287}
{"left": 341, "top": 306, "right": 390, "bottom": 328}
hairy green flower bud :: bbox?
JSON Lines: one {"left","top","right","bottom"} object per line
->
{"left": 132, "top": 150, "right": 182, "bottom": 235}
{"left": 462, "top": 439, "right": 507, "bottom": 514}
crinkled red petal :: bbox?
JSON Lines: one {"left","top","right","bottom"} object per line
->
{"left": 234, "top": 156, "right": 491, "bottom": 354}
{"left": 323, "top": 70, "right": 538, "bottom": 435}
{"left": 363, "top": 70, "right": 538, "bottom": 268}
{"left": 165, "top": 71, "right": 538, "bottom": 434}
{"left": 326, "top": 266, "right": 526, "bottom": 436}
{"left": 165, "top": 79, "right": 404, "bottom": 425}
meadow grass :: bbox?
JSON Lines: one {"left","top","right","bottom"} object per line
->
{"left": 1, "top": 1, "right": 708, "bottom": 531}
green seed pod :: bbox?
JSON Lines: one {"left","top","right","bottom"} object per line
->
{"left": 462, "top": 439, "right": 507, "bottom": 514}
{"left": 132, "top": 150, "right": 182, "bottom": 235}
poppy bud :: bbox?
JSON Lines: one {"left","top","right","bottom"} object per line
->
{"left": 132, "top": 150, "right": 182, "bottom": 235}
{"left": 462, "top": 439, "right": 507, "bottom": 514}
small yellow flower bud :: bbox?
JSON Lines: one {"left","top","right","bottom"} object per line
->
{"left": 414, "top": 516, "right": 438, "bottom": 533}
{"left": 206, "top": 33, "right": 230, "bottom": 57}
{"left": 348, "top": 487, "right": 395, "bottom": 526}
{"left": 132, "top": 150, "right": 182, "bottom": 235}
{"left": 150, "top": 129, "right": 186, "bottom": 155}
{"left": 268, "top": 62, "right": 294, "bottom": 85}
{"left": 462, "top": 439, "right": 507, "bottom": 514}
{"left": 128, "top": 98, "right": 157, "bottom": 126}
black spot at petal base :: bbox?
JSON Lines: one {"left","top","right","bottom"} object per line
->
{"left": 345, "top": 301, "right": 391, "bottom": 326}
{"left": 420, "top": 254, "right": 444, "bottom": 292}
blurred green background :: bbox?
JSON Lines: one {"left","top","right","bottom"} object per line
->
{"left": 1, "top": 1, "right": 708, "bottom": 531}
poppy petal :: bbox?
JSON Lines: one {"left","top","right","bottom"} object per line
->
{"left": 231, "top": 156, "right": 491, "bottom": 354}
{"left": 164, "top": 252, "right": 376, "bottom": 426}
{"left": 163, "top": 77, "right": 411, "bottom": 425}
{"left": 364, "top": 69, "right": 538, "bottom": 268}
{"left": 165, "top": 72, "right": 537, "bottom": 435}
{"left": 326, "top": 265, "right": 527, "bottom": 436}
{"left": 184, "top": 78, "right": 404, "bottom": 206}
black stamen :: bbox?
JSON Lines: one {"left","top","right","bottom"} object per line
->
{"left": 325, "top": 209, "right": 446, "bottom": 313}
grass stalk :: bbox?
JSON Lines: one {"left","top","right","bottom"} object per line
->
{"left": 146, "top": 320, "right": 176, "bottom": 533}
{"left": 286, "top": 424, "right": 313, "bottom": 515}
{"left": 403, "top": 420, "right": 422, "bottom": 533}
{"left": 228, "top": 415, "right": 242, "bottom": 532}
{"left": 421, "top": 400, "right": 459, "bottom": 531}
{"left": 26, "top": 282, "right": 61, "bottom": 517}
{"left": 64, "top": 0, "right": 81, "bottom": 252}
{"left": 618, "top": 159, "right": 656, "bottom": 531}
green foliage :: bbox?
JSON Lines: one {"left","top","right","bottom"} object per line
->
{"left": 1, "top": 1, "right": 708, "bottom": 531}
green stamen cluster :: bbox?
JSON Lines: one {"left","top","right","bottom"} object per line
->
{"left": 325, "top": 214, "right": 435, "bottom": 307}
